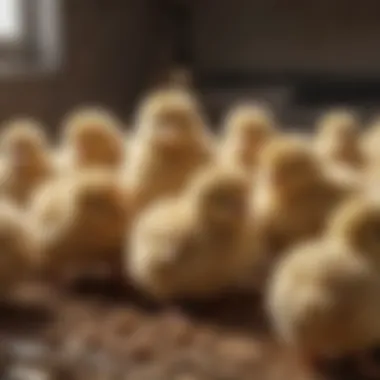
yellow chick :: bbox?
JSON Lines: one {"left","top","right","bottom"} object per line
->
{"left": 127, "top": 166, "right": 252, "bottom": 301}
{"left": 267, "top": 240, "right": 380, "bottom": 379}
{"left": 126, "top": 88, "right": 213, "bottom": 214}
{"left": 31, "top": 169, "right": 130, "bottom": 284}
{"left": 362, "top": 118, "right": 380, "bottom": 166}
{"left": 59, "top": 107, "right": 126, "bottom": 172}
{"left": 0, "top": 118, "right": 54, "bottom": 206}
{"left": 0, "top": 200, "right": 41, "bottom": 292}
{"left": 219, "top": 104, "right": 276, "bottom": 173}
{"left": 254, "top": 136, "right": 350, "bottom": 256}
{"left": 327, "top": 195, "right": 380, "bottom": 270}
{"left": 315, "top": 109, "right": 364, "bottom": 169}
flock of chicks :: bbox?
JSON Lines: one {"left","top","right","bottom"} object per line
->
{"left": 2, "top": 86, "right": 380, "bottom": 377}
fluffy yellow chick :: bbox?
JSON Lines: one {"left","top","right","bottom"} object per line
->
{"left": 0, "top": 118, "right": 54, "bottom": 206}
{"left": 254, "top": 136, "right": 350, "bottom": 256}
{"left": 127, "top": 166, "right": 252, "bottom": 301}
{"left": 361, "top": 120, "right": 380, "bottom": 195}
{"left": 327, "top": 195, "right": 380, "bottom": 270}
{"left": 362, "top": 118, "right": 380, "bottom": 166}
{"left": 126, "top": 88, "right": 213, "bottom": 214}
{"left": 267, "top": 240, "right": 380, "bottom": 379}
{"left": 315, "top": 109, "right": 364, "bottom": 169}
{"left": 31, "top": 169, "right": 130, "bottom": 284}
{"left": 0, "top": 200, "right": 41, "bottom": 292}
{"left": 219, "top": 104, "right": 276, "bottom": 173}
{"left": 59, "top": 107, "right": 126, "bottom": 172}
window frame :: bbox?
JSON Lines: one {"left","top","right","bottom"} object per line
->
{"left": 0, "top": 0, "right": 62, "bottom": 77}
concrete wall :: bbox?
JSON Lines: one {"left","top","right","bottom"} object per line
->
{"left": 2, "top": 0, "right": 380, "bottom": 130}
{"left": 191, "top": 0, "right": 380, "bottom": 126}
{"left": 193, "top": 0, "right": 380, "bottom": 77}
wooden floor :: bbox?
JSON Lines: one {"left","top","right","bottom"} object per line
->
{"left": 0, "top": 279, "right": 310, "bottom": 380}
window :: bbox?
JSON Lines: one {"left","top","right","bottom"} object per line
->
{"left": 0, "top": 0, "right": 62, "bottom": 75}
{"left": 0, "top": 0, "right": 23, "bottom": 43}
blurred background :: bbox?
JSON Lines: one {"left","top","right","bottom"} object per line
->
{"left": 2, "top": 0, "right": 380, "bottom": 128}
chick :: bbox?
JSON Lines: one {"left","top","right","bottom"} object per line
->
{"left": 362, "top": 118, "right": 380, "bottom": 166}
{"left": 361, "top": 120, "right": 380, "bottom": 193}
{"left": 59, "top": 107, "right": 126, "bottom": 172}
{"left": 127, "top": 166, "right": 252, "bottom": 301}
{"left": 323, "top": 160, "right": 364, "bottom": 191}
{"left": 0, "top": 200, "right": 41, "bottom": 293}
{"left": 254, "top": 136, "right": 350, "bottom": 256}
{"left": 327, "top": 195, "right": 380, "bottom": 270}
{"left": 219, "top": 104, "right": 276, "bottom": 173}
{"left": 0, "top": 118, "right": 54, "bottom": 206}
{"left": 31, "top": 169, "right": 130, "bottom": 284}
{"left": 314, "top": 109, "right": 364, "bottom": 169}
{"left": 126, "top": 88, "right": 213, "bottom": 213}
{"left": 267, "top": 240, "right": 380, "bottom": 379}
